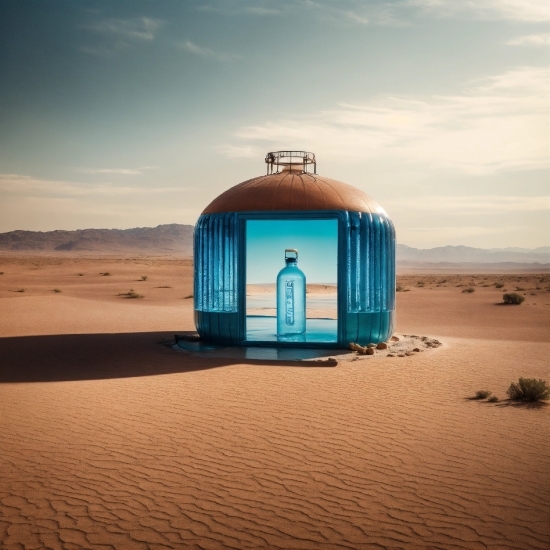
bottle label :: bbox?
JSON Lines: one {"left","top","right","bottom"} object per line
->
{"left": 285, "top": 281, "right": 294, "bottom": 325}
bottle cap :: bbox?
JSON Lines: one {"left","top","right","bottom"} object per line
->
{"left": 285, "top": 248, "right": 298, "bottom": 262}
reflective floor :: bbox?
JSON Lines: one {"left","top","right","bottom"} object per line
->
{"left": 246, "top": 315, "right": 338, "bottom": 343}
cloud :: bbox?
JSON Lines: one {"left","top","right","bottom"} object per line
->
{"left": 0, "top": 174, "right": 181, "bottom": 198}
{"left": 86, "top": 17, "right": 164, "bottom": 41}
{"left": 245, "top": 6, "right": 281, "bottom": 15}
{"left": 406, "top": 0, "right": 548, "bottom": 22}
{"left": 75, "top": 167, "right": 159, "bottom": 175}
{"left": 220, "top": 67, "right": 549, "bottom": 175}
{"left": 506, "top": 33, "right": 550, "bottom": 46}
{"left": 179, "top": 40, "right": 241, "bottom": 61}
{"left": 384, "top": 195, "right": 550, "bottom": 214}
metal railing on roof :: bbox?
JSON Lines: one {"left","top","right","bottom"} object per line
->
{"left": 265, "top": 151, "right": 316, "bottom": 175}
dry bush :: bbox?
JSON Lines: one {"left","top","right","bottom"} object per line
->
{"left": 474, "top": 390, "right": 491, "bottom": 399}
{"left": 503, "top": 293, "right": 524, "bottom": 305}
{"left": 462, "top": 287, "right": 475, "bottom": 293}
{"left": 487, "top": 396, "right": 499, "bottom": 403}
{"left": 495, "top": 282, "right": 504, "bottom": 288}
{"left": 507, "top": 378, "right": 550, "bottom": 402}
{"left": 118, "top": 290, "right": 144, "bottom": 299}
{"left": 53, "top": 289, "right": 61, "bottom": 293}
{"left": 140, "top": 276, "right": 148, "bottom": 281}
{"left": 100, "top": 272, "right": 111, "bottom": 276}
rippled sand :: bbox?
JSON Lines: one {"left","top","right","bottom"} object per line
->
{"left": 0, "top": 257, "right": 549, "bottom": 549}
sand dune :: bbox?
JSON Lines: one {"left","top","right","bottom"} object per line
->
{"left": 0, "top": 257, "right": 549, "bottom": 549}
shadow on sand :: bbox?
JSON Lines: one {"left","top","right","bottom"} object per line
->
{"left": 464, "top": 396, "right": 548, "bottom": 409}
{"left": 0, "top": 331, "right": 337, "bottom": 383}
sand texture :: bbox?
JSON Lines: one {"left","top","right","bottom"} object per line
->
{"left": 0, "top": 257, "right": 549, "bottom": 550}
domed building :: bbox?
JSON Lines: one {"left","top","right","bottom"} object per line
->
{"left": 194, "top": 151, "right": 395, "bottom": 348}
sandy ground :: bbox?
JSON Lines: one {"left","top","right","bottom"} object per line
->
{"left": 0, "top": 256, "right": 549, "bottom": 550}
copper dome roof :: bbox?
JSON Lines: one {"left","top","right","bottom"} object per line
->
{"left": 202, "top": 166, "right": 383, "bottom": 215}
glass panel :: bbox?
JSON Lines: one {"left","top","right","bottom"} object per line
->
{"left": 245, "top": 219, "right": 338, "bottom": 343}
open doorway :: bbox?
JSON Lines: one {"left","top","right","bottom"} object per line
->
{"left": 245, "top": 219, "right": 338, "bottom": 344}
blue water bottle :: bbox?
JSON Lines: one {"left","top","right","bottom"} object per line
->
{"left": 277, "top": 249, "right": 306, "bottom": 338}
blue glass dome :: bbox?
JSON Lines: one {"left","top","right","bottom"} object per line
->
{"left": 194, "top": 151, "right": 395, "bottom": 348}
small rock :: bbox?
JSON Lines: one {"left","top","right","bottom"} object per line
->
{"left": 367, "top": 343, "right": 376, "bottom": 348}
{"left": 405, "top": 351, "right": 414, "bottom": 356}
{"left": 366, "top": 347, "right": 375, "bottom": 355}
{"left": 413, "top": 347, "right": 421, "bottom": 352}
{"left": 387, "top": 354, "right": 395, "bottom": 357}
{"left": 397, "top": 353, "right": 405, "bottom": 357}
{"left": 390, "top": 335, "right": 400, "bottom": 342}
{"left": 376, "top": 342, "right": 388, "bottom": 350}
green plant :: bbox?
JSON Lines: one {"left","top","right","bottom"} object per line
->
{"left": 487, "top": 396, "right": 499, "bottom": 403}
{"left": 503, "top": 293, "right": 525, "bottom": 305}
{"left": 507, "top": 378, "right": 550, "bottom": 402}
{"left": 118, "top": 291, "right": 143, "bottom": 299}
{"left": 474, "top": 390, "right": 491, "bottom": 399}
{"left": 140, "top": 275, "right": 148, "bottom": 281}
{"left": 53, "top": 289, "right": 61, "bottom": 293}
{"left": 462, "top": 287, "right": 475, "bottom": 293}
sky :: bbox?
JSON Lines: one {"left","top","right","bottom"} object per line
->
{"left": 0, "top": 0, "right": 548, "bottom": 248}
{"left": 246, "top": 219, "right": 338, "bottom": 283}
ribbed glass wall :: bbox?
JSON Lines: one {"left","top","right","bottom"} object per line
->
{"left": 194, "top": 210, "right": 395, "bottom": 347}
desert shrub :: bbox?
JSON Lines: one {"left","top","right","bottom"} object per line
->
{"left": 495, "top": 283, "right": 504, "bottom": 288}
{"left": 515, "top": 286, "right": 525, "bottom": 291}
{"left": 487, "top": 396, "right": 499, "bottom": 403}
{"left": 438, "top": 279, "right": 447, "bottom": 284}
{"left": 53, "top": 288, "right": 61, "bottom": 293}
{"left": 100, "top": 272, "right": 111, "bottom": 276}
{"left": 77, "top": 273, "right": 84, "bottom": 276}
{"left": 503, "top": 293, "right": 524, "bottom": 305}
{"left": 15, "top": 289, "right": 25, "bottom": 293}
{"left": 462, "top": 287, "right": 475, "bottom": 293}
{"left": 184, "top": 294, "right": 193, "bottom": 299}
{"left": 140, "top": 275, "right": 148, "bottom": 281}
{"left": 396, "top": 284, "right": 405, "bottom": 292}
{"left": 417, "top": 281, "right": 424, "bottom": 287}
{"left": 507, "top": 378, "right": 550, "bottom": 402}
{"left": 118, "top": 291, "right": 143, "bottom": 299}
{"left": 0, "top": 271, "right": 4, "bottom": 275}
{"left": 474, "top": 390, "right": 491, "bottom": 399}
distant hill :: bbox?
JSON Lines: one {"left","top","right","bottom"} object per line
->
{"left": 0, "top": 224, "right": 194, "bottom": 255}
{"left": 396, "top": 244, "right": 550, "bottom": 264}
{"left": 0, "top": 225, "right": 548, "bottom": 270}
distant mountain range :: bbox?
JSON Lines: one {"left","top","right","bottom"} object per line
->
{"left": 0, "top": 224, "right": 194, "bottom": 255}
{"left": 0, "top": 225, "right": 548, "bottom": 268}
{"left": 396, "top": 244, "right": 550, "bottom": 264}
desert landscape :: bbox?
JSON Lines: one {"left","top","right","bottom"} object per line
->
{"left": 0, "top": 254, "right": 548, "bottom": 549}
